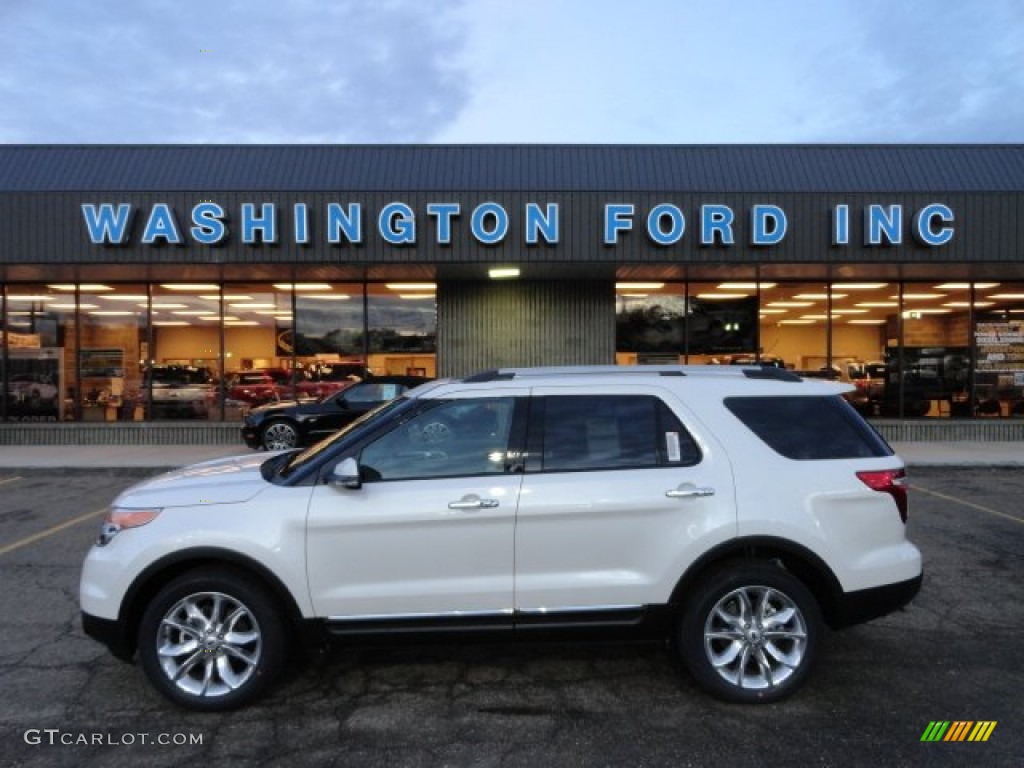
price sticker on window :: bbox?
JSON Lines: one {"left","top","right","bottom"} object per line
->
{"left": 665, "top": 431, "right": 682, "bottom": 462}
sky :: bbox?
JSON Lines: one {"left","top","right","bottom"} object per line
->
{"left": 1, "top": 0, "right": 1022, "bottom": 144}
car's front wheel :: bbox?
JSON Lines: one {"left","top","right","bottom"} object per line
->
{"left": 678, "top": 561, "right": 821, "bottom": 704}
{"left": 261, "top": 419, "right": 300, "bottom": 450}
{"left": 137, "top": 568, "right": 286, "bottom": 711}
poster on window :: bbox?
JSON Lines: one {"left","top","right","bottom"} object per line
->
{"left": 3, "top": 348, "right": 63, "bottom": 421}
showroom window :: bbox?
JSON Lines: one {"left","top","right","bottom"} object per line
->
{"left": 3, "top": 283, "right": 75, "bottom": 422}
{"left": 367, "top": 282, "right": 437, "bottom": 377}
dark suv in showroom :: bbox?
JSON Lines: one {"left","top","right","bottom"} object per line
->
{"left": 241, "top": 375, "right": 431, "bottom": 450}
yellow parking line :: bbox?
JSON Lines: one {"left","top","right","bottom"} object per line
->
{"left": 0, "top": 476, "right": 22, "bottom": 487}
{"left": 0, "top": 508, "right": 107, "bottom": 557}
{"left": 910, "top": 484, "right": 1024, "bottom": 525}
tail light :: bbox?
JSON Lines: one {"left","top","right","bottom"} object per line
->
{"left": 856, "top": 468, "right": 909, "bottom": 523}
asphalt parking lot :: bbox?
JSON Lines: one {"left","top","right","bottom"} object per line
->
{"left": 0, "top": 467, "right": 1020, "bottom": 767}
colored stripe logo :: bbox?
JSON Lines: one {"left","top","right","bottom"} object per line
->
{"left": 921, "top": 721, "right": 997, "bottom": 742}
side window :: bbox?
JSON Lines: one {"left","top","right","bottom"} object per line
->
{"left": 541, "top": 395, "right": 700, "bottom": 472}
{"left": 345, "top": 382, "right": 403, "bottom": 403}
{"left": 359, "top": 397, "right": 516, "bottom": 481}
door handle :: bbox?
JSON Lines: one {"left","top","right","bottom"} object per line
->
{"left": 665, "top": 485, "right": 715, "bottom": 499}
{"left": 448, "top": 495, "right": 499, "bottom": 511}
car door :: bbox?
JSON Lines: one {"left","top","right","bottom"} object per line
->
{"left": 514, "top": 384, "right": 737, "bottom": 617}
{"left": 306, "top": 392, "right": 527, "bottom": 624}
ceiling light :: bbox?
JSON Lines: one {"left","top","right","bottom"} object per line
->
{"left": 100, "top": 294, "right": 149, "bottom": 301}
{"left": 779, "top": 319, "right": 816, "bottom": 325}
{"left": 767, "top": 301, "right": 814, "bottom": 308}
{"left": 987, "top": 293, "right": 1024, "bottom": 300}
{"left": 49, "top": 284, "right": 113, "bottom": 292}
{"left": 172, "top": 310, "right": 216, "bottom": 316}
{"left": 89, "top": 310, "right": 136, "bottom": 316}
{"left": 224, "top": 320, "right": 260, "bottom": 326}
{"left": 620, "top": 293, "right": 648, "bottom": 298}
{"left": 146, "top": 303, "right": 189, "bottom": 309}
{"left": 274, "top": 283, "right": 332, "bottom": 291}
{"left": 153, "top": 321, "right": 191, "bottom": 326}
{"left": 794, "top": 293, "right": 846, "bottom": 300}
{"left": 299, "top": 294, "right": 350, "bottom": 300}
{"left": 616, "top": 282, "right": 665, "bottom": 290}
{"left": 48, "top": 303, "right": 98, "bottom": 310}
{"left": 831, "top": 283, "right": 888, "bottom": 290}
{"left": 848, "top": 319, "right": 887, "bottom": 325}
{"left": 831, "top": 309, "right": 869, "bottom": 314}
{"left": 488, "top": 267, "right": 521, "bottom": 279}
{"left": 934, "top": 283, "right": 999, "bottom": 290}
{"left": 160, "top": 283, "right": 220, "bottom": 291}
{"left": 229, "top": 303, "right": 277, "bottom": 309}
{"left": 717, "top": 282, "right": 777, "bottom": 290}
{"left": 856, "top": 302, "right": 898, "bottom": 308}
{"left": 758, "top": 309, "right": 787, "bottom": 314}
{"left": 399, "top": 294, "right": 436, "bottom": 300}
{"left": 943, "top": 301, "right": 994, "bottom": 308}
{"left": 386, "top": 283, "right": 437, "bottom": 291}
{"left": 200, "top": 315, "right": 238, "bottom": 321}
{"left": 7, "top": 295, "right": 55, "bottom": 302}
{"left": 696, "top": 293, "right": 749, "bottom": 299}
{"left": 898, "top": 293, "right": 945, "bottom": 300}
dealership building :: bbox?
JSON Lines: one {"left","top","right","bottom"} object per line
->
{"left": 1, "top": 144, "right": 1023, "bottom": 443}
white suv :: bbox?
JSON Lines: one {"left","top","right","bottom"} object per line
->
{"left": 80, "top": 365, "right": 922, "bottom": 710}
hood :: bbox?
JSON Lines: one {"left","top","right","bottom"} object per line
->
{"left": 249, "top": 399, "right": 320, "bottom": 417}
{"left": 114, "top": 453, "right": 272, "bottom": 509}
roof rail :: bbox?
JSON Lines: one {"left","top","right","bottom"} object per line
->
{"left": 462, "top": 365, "right": 803, "bottom": 382}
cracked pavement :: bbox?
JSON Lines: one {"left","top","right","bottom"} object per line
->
{"left": 0, "top": 467, "right": 1020, "bottom": 767}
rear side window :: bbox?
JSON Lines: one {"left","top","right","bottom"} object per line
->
{"left": 540, "top": 395, "right": 701, "bottom": 472}
{"left": 724, "top": 395, "right": 892, "bottom": 460}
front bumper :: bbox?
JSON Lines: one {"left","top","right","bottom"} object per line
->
{"left": 81, "top": 611, "right": 135, "bottom": 662}
{"left": 240, "top": 425, "right": 262, "bottom": 449}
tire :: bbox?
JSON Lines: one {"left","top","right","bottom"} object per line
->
{"left": 137, "top": 567, "right": 287, "bottom": 711}
{"left": 262, "top": 419, "right": 300, "bottom": 450}
{"left": 677, "top": 561, "right": 821, "bottom": 704}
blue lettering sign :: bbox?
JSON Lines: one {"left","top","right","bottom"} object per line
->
{"left": 604, "top": 204, "right": 634, "bottom": 244}
{"left": 241, "top": 203, "right": 277, "bottom": 244}
{"left": 81, "top": 203, "right": 133, "bottom": 244}
{"left": 913, "top": 203, "right": 954, "bottom": 246}
{"left": 647, "top": 204, "right": 685, "bottom": 246}
{"left": 865, "top": 204, "right": 902, "bottom": 245}
{"left": 327, "top": 203, "right": 362, "bottom": 244}
{"left": 525, "top": 203, "right": 559, "bottom": 244}
{"left": 380, "top": 202, "right": 416, "bottom": 244}
{"left": 294, "top": 203, "right": 309, "bottom": 244}
{"left": 832, "top": 204, "right": 849, "bottom": 245}
{"left": 700, "top": 204, "right": 734, "bottom": 245}
{"left": 190, "top": 203, "right": 226, "bottom": 245}
{"left": 427, "top": 203, "right": 460, "bottom": 245}
{"left": 751, "top": 205, "right": 787, "bottom": 245}
{"left": 471, "top": 202, "right": 509, "bottom": 244}
{"left": 141, "top": 204, "right": 182, "bottom": 244}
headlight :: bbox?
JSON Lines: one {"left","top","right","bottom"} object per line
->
{"left": 96, "top": 507, "right": 162, "bottom": 546}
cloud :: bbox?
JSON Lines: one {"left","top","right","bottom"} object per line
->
{"left": 0, "top": 0, "right": 472, "bottom": 142}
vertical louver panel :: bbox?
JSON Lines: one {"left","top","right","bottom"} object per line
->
{"left": 437, "top": 280, "right": 615, "bottom": 378}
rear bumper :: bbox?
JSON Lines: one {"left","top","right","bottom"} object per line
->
{"left": 830, "top": 570, "right": 923, "bottom": 629}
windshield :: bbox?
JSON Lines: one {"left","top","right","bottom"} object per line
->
{"left": 276, "top": 395, "right": 414, "bottom": 480}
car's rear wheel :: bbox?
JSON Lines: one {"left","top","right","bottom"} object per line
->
{"left": 262, "top": 419, "right": 299, "bottom": 450}
{"left": 678, "top": 561, "right": 821, "bottom": 704}
{"left": 137, "top": 568, "right": 286, "bottom": 711}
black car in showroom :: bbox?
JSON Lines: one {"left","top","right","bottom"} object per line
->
{"left": 241, "top": 375, "right": 431, "bottom": 450}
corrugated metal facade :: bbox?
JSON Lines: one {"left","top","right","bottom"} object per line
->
{"left": 437, "top": 281, "right": 614, "bottom": 376}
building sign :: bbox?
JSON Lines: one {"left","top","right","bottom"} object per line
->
{"left": 81, "top": 201, "right": 955, "bottom": 249}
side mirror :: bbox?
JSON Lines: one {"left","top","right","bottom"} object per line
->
{"left": 328, "top": 457, "right": 362, "bottom": 489}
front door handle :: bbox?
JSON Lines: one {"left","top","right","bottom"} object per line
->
{"left": 448, "top": 494, "right": 500, "bottom": 511}
{"left": 666, "top": 484, "right": 715, "bottom": 499}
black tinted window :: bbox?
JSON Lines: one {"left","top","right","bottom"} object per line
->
{"left": 542, "top": 395, "right": 700, "bottom": 472}
{"left": 724, "top": 395, "right": 892, "bottom": 460}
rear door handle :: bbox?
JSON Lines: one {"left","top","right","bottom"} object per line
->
{"left": 448, "top": 494, "right": 499, "bottom": 511}
{"left": 666, "top": 485, "right": 715, "bottom": 499}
